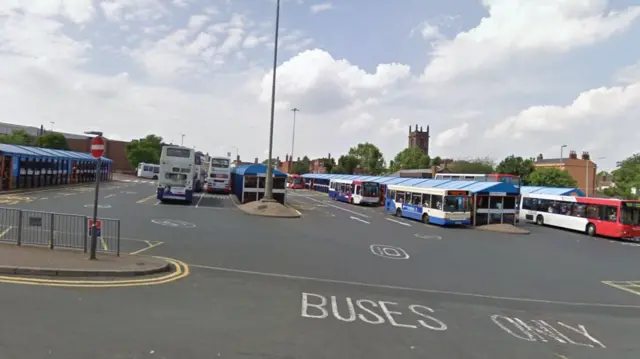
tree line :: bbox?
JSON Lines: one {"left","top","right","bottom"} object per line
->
{"left": 0, "top": 129, "right": 70, "bottom": 150}
{"left": 286, "top": 142, "right": 594, "bottom": 189}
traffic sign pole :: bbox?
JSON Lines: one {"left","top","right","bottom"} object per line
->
{"left": 89, "top": 136, "right": 105, "bottom": 260}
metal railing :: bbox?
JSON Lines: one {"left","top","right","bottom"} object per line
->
{"left": 0, "top": 207, "right": 120, "bottom": 256}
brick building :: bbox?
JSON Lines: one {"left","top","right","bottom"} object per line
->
{"left": 533, "top": 151, "right": 597, "bottom": 196}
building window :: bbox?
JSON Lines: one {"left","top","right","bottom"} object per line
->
{"left": 419, "top": 138, "right": 424, "bottom": 148}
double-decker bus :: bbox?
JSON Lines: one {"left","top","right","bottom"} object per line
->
{"left": 157, "top": 146, "right": 197, "bottom": 203}
{"left": 520, "top": 194, "right": 640, "bottom": 239}
{"left": 328, "top": 178, "right": 379, "bottom": 205}
{"left": 385, "top": 184, "right": 471, "bottom": 226}
{"left": 206, "top": 156, "right": 231, "bottom": 194}
{"left": 435, "top": 173, "right": 521, "bottom": 186}
{"left": 136, "top": 162, "right": 159, "bottom": 179}
{"left": 287, "top": 174, "right": 305, "bottom": 189}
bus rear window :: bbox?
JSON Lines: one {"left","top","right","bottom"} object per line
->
{"left": 211, "top": 159, "right": 230, "bottom": 168}
{"left": 166, "top": 148, "right": 191, "bottom": 158}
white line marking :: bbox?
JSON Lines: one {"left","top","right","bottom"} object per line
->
{"left": 301, "top": 196, "right": 369, "bottom": 218}
{"left": 104, "top": 194, "right": 116, "bottom": 199}
{"left": 350, "top": 216, "right": 370, "bottom": 224}
{"left": 188, "top": 263, "right": 640, "bottom": 308}
{"left": 40, "top": 197, "right": 48, "bottom": 200}
{"left": 153, "top": 201, "right": 161, "bottom": 206}
{"left": 386, "top": 217, "right": 411, "bottom": 226}
{"left": 195, "top": 192, "right": 205, "bottom": 208}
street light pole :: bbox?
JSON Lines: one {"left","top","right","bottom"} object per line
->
{"left": 263, "top": 0, "right": 281, "bottom": 201}
{"left": 84, "top": 130, "right": 104, "bottom": 260}
{"left": 181, "top": 134, "right": 185, "bottom": 146}
{"left": 290, "top": 108, "right": 299, "bottom": 167}
{"left": 560, "top": 144, "right": 567, "bottom": 161}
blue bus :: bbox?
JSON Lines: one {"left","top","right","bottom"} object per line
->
{"left": 385, "top": 184, "right": 471, "bottom": 226}
{"left": 329, "top": 178, "right": 379, "bottom": 205}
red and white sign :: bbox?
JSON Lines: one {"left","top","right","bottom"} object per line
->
{"left": 88, "top": 219, "right": 102, "bottom": 237}
{"left": 91, "top": 136, "right": 105, "bottom": 158}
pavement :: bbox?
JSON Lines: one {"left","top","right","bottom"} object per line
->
{"left": 0, "top": 243, "right": 171, "bottom": 276}
{"left": 231, "top": 194, "right": 301, "bottom": 218}
{"left": 0, "top": 185, "right": 639, "bottom": 358}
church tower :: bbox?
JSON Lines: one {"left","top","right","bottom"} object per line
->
{"left": 408, "top": 124, "right": 429, "bottom": 156}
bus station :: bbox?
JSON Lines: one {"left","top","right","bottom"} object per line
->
{"left": 0, "top": 143, "right": 112, "bottom": 191}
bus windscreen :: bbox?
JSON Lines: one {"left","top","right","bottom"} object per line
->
{"left": 362, "top": 182, "right": 378, "bottom": 197}
{"left": 621, "top": 203, "right": 640, "bottom": 225}
{"left": 211, "top": 159, "right": 230, "bottom": 168}
{"left": 166, "top": 148, "right": 191, "bottom": 158}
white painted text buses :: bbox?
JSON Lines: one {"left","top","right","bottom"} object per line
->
{"left": 385, "top": 184, "right": 471, "bottom": 226}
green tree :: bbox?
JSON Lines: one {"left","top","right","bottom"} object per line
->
{"left": 609, "top": 153, "right": 640, "bottom": 198}
{"left": 389, "top": 147, "right": 430, "bottom": 173}
{"left": 528, "top": 167, "right": 578, "bottom": 187}
{"left": 347, "top": 142, "right": 385, "bottom": 175}
{"left": 323, "top": 157, "right": 335, "bottom": 173}
{"left": 496, "top": 155, "right": 535, "bottom": 184}
{"left": 34, "top": 132, "right": 69, "bottom": 150}
{"left": 448, "top": 157, "right": 495, "bottom": 173}
{"left": 337, "top": 154, "right": 361, "bottom": 174}
{"left": 431, "top": 156, "right": 442, "bottom": 166}
{"left": 126, "top": 134, "right": 164, "bottom": 168}
{"left": 0, "top": 129, "right": 34, "bottom": 145}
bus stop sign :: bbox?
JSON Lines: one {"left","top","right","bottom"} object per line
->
{"left": 91, "top": 136, "right": 105, "bottom": 158}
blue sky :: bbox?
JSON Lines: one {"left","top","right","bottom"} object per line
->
{"left": 1, "top": 0, "right": 640, "bottom": 170}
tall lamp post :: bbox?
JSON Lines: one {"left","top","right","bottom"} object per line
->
{"left": 560, "top": 144, "right": 567, "bottom": 161}
{"left": 586, "top": 155, "right": 605, "bottom": 197}
{"left": 181, "top": 134, "right": 185, "bottom": 146}
{"left": 84, "top": 130, "right": 103, "bottom": 260}
{"left": 263, "top": 0, "right": 281, "bottom": 201}
{"left": 290, "top": 108, "right": 299, "bottom": 168}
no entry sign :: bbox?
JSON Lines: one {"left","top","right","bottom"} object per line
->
{"left": 91, "top": 136, "right": 105, "bottom": 158}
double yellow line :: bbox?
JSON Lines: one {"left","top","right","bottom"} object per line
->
{"left": 0, "top": 257, "right": 189, "bottom": 288}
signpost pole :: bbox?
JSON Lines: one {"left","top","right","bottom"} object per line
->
{"left": 89, "top": 158, "right": 101, "bottom": 260}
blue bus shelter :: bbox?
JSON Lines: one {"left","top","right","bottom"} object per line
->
{"left": 231, "top": 164, "right": 287, "bottom": 204}
{"left": 0, "top": 144, "right": 112, "bottom": 191}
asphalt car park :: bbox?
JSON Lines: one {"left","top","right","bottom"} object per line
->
{"left": 0, "top": 183, "right": 639, "bottom": 359}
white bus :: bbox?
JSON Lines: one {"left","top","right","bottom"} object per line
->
{"left": 157, "top": 146, "right": 197, "bottom": 203}
{"left": 136, "top": 162, "right": 160, "bottom": 179}
{"left": 384, "top": 184, "right": 472, "bottom": 226}
{"left": 206, "top": 156, "right": 231, "bottom": 194}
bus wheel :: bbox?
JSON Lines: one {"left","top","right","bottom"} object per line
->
{"left": 536, "top": 215, "right": 544, "bottom": 225}
{"left": 586, "top": 223, "right": 596, "bottom": 236}
{"left": 395, "top": 208, "right": 402, "bottom": 217}
{"left": 153, "top": 175, "right": 158, "bottom": 180}
{"left": 422, "top": 214, "right": 429, "bottom": 224}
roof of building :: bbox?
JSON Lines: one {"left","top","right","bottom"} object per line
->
{"left": 0, "top": 122, "right": 90, "bottom": 140}
{"left": 232, "top": 164, "right": 286, "bottom": 177}
{"left": 0, "top": 143, "right": 111, "bottom": 162}
{"left": 520, "top": 186, "right": 584, "bottom": 196}
{"left": 534, "top": 158, "right": 568, "bottom": 164}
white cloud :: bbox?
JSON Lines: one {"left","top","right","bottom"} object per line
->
{"left": 99, "top": 0, "right": 166, "bottom": 22}
{"left": 0, "top": 0, "right": 96, "bottom": 24}
{"left": 423, "top": 0, "right": 640, "bottom": 82}
{"left": 259, "top": 49, "right": 410, "bottom": 114}
{"left": 340, "top": 113, "right": 374, "bottom": 131}
{"left": 486, "top": 83, "right": 640, "bottom": 140}
{"left": 615, "top": 61, "right": 640, "bottom": 84}
{"left": 243, "top": 35, "right": 269, "bottom": 49}
{"left": 310, "top": 3, "right": 334, "bottom": 14}
{"left": 434, "top": 123, "right": 469, "bottom": 148}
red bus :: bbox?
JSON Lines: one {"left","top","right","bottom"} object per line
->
{"left": 287, "top": 174, "right": 305, "bottom": 189}
{"left": 520, "top": 194, "right": 640, "bottom": 239}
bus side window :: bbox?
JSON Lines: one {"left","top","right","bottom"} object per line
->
{"left": 600, "top": 206, "right": 617, "bottom": 222}
{"left": 356, "top": 185, "right": 361, "bottom": 195}
{"left": 423, "top": 193, "right": 431, "bottom": 208}
{"left": 585, "top": 205, "right": 599, "bottom": 219}
{"left": 388, "top": 190, "right": 395, "bottom": 199}
{"left": 395, "top": 191, "right": 404, "bottom": 203}
{"left": 431, "top": 195, "right": 442, "bottom": 210}
{"left": 412, "top": 193, "right": 422, "bottom": 205}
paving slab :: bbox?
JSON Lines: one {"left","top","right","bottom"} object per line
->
{"left": 0, "top": 243, "right": 171, "bottom": 277}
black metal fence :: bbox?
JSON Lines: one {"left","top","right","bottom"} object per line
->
{"left": 0, "top": 207, "right": 120, "bottom": 255}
